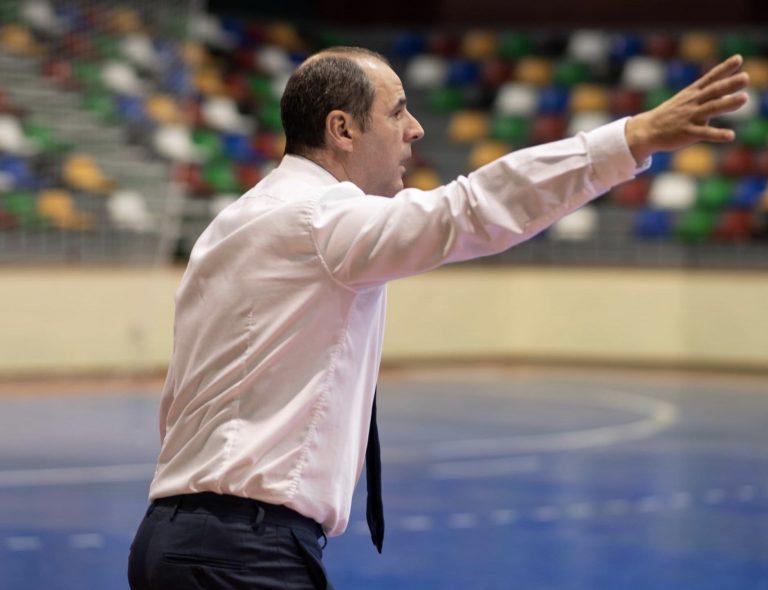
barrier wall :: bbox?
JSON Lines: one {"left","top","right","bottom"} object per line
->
{"left": 1, "top": 266, "right": 766, "bottom": 376}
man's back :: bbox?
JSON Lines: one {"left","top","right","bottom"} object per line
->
{"left": 149, "top": 156, "right": 385, "bottom": 536}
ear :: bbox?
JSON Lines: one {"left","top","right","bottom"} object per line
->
{"left": 325, "top": 109, "right": 356, "bottom": 153}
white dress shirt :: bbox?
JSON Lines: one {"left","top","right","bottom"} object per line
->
{"left": 148, "top": 117, "right": 649, "bottom": 536}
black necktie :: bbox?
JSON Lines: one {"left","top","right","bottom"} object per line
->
{"left": 365, "top": 388, "right": 384, "bottom": 553}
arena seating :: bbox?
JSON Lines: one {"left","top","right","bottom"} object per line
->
{"left": 1, "top": 1, "right": 767, "bottom": 265}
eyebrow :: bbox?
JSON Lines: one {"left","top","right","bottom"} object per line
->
{"left": 390, "top": 97, "right": 407, "bottom": 113}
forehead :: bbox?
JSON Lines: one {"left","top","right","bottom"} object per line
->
{"left": 357, "top": 57, "right": 404, "bottom": 106}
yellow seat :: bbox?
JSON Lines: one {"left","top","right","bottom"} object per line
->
{"left": 679, "top": 32, "right": 718, "bottom": 63}
{"left": 744, "top": 58, "right": 768, "bottom": 90}
{"left": 63, "top": 154, "right": 115, "bottom": 194}
{"left": 570, "top": 84, "right": 609, "bottom": 113}
{"left": 469, "top": 140, "right": 510, "bottom": 169}
{"left": 405, "top": 167, "right": 441, "bottom": 191}
{"left": 147, "top": 94, "right": 182, "bottom": 125}
{"left": 461, "top": 31, "right": 498, "bottom": 61}
{"left": 514, "top": 57, "right": 553, "bottom": 86}
{"left": 448, "top": 111, "right": 490, "bottom": 143}
{"left": 671, "top": 145, "right": 716, "bottom": 177}
{"left": 37, "top": 189, "right": 93, "bottom": 230}
{"left": 0, "top": 24, "right": 40, "bottom": 57}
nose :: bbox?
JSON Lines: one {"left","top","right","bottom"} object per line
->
{"left": 406, "top": 111, "right": 425, "bottom": 143}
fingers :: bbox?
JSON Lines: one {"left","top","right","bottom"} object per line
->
{"left": 691, "top": 54, "right": 744, "bottom": 90}
{"left": 695, "top": 91, "right": 749, "bottom": 119}
{"left": 696, "top": 72, "right": 750, "bottom": 104}
{"left": 685, "top": 124, "right": 736, "bottom": 143}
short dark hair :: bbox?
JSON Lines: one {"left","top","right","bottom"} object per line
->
{"left": 280, "top": 47, "right": 389, "bottom": 156}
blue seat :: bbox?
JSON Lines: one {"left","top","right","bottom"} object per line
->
{"left": 538, "top": 85, "right": 569, "bottom": 114}
{"left": 732, "top": 176, "right": 766, "bottom": 210}
{"left": 634, "top": 208, "right": 672, "bottom": 239}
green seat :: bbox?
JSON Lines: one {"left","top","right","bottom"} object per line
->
{"left": 249, "top": 75, "right": 278, "bottom": 102}
{"left": 676, "top": 209, "right": 716, "bottom": 242}
{"left": 499, "top": 32, "right": 535, "bottom": 59}
{"left": 740, "top": 118, "right": 768, "bottom": 148}
{"left": 259, "top": 101, "right": 283, "bottom": 133}
{"left": 193, "top": 128, "right": 224, "bottom": 161}
{"left": 553, "top": 59, "right": 590, "bottom": 86}
{"left": 697, "top": 177, "right": 733, "bottom": 210}
{"left": 72, "top": 60, "right": 105, "bottom": 92}
{"left": 83, "top": 91, "right": 116, "bottom": 123}
{"left": 203, "top": 158, "right": 239, "bottom": 193}
{"left": 93, "top": 34, "right": 120, "bottom": 60}
{"left": 489, "top": 115, "right": 529, "bottom": 145}
{"left": 426, "top": 87, "right": 465, "bottom": 113}
{"left": 3, "top": 191, "right": 46, "bottom": 229}
{"left": 644, "top": 87, "right": 675, "bottom": 111}
{"left": 24, "top": 121, "right": 70, "bottom": 154}
{"left": 720, "top": 34, "right": 758, "bottom": 59}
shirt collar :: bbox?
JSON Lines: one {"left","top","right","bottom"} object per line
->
{"left": 277, "top": 154, "right": 342, "bottom": 188}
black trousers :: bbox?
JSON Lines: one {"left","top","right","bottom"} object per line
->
{"left": 128, "top": 492, "right": 334, "bottom": 590}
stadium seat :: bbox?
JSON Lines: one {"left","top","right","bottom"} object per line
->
{"left": 679, "top": 32, "right": 718, "bottom": 63}
{"left": 739, "top": 117, "right": 768, "bottom": 148}
{"left": 0, "top": 155, "right": 37, "bottom": 190}
{"left": 567, "top": 31, "right": 610, "bottom": 66}
{"left": 203, "top": 158, "right": 240, "bottom": 193}
{"left": 405, "top": 167, "right": 441, "bottom": 191}
{"left": 154, "top": 125, "right": 202, "bottom": 163}
{"left": 720, "top": 146, "right": 755, "bottom": 176}
{"left": 0, "top": 24, "right": 39, "bottom": 56}
{"left": 448, "top": 111, "right": 489, "bottom": 143}
{"left": 645, "top": 33, "right": 677, "bottom": 59}
{"left": 531, "top": 114, "right": 566, "bottom": 144}
{"left": 634, "top": 208, "right": 672, "bottom": 239}
{"left": 120, "top": 34, "right": 159, "bottom": 71}
{"left": 427, "top": 87, "right": 465, "bottom": 113}
{"left": 550, "top": 205, "right": 598, "bottom": 241}
{"left": 461, "top": 30, "right": 498, "bottom": 61}
{"left": 62, "top": 154, "right": 114, "bottom": 193}
{"left": 569, "top": 84, "right": 609, "bottom": 113}
{"left": 649, "top": 172, "right": 697, "bottom": 210}
{"left": 0, "top": 115, "right": 36, "bottom": 155}
{"left": 515, "top": 57, "right": 553, "bottom": 87}
{"left": 622, "top": 56, "right": 665, "bottom": 90}
{"left": 666, "top": 60, "right": 700, "bottom": 89}
{"left": 732, "top": 176, "right": 766, "bottom": 209}
{"left": 720, "top": 88, "right": 758, "bottom": 121}
{"left": 697, "top": 177, "right": 734, "bottom": 210}
{"left": 671, "top": 144, "right": 716, "bottom": 176}
{"left": 714, "top": 210, "right": 752, "bottom": 241}
{"left": 567, "top": 112, "right": 610, "bottom": 135}
{"left": 676, "top": 209, "right": 716, "bottom": 242}
{"left": 537, "top": 86, "right": 569, "bottom": 114}
{"left": 20, "top": 0, "right": 60, "bottom": 35}
{"left": 37, "top": 188, "right": 92, "bottom": 230}
{"left": 406, "top": 55, "right": 448, "bottom": 90}
{"left": 744, "top": 58, "right": 768, "bottom": 90}
{"left": 469, "top": 140, "right": 510, "bottom": 169}
{"left": 145, "top": 95, "right": 181, "bottom": 126}
{"left": 498, "top": 31, "right": 535, "bottom": 58}
{"left": 611, "top": 176, "right": 650, "bottom": 208}
{"left": 553, "top": 58, "right": 590, "bottom": 86}
{"left": 108, "top": 189, "right": 154, "bottom": 231}
{"left": 489, "top": 115, "right": 528, "bottom": 144}
{"left": 609, "top": 33, "right": 643, "bottom": 61}
{"left": 202, "top": 96, "right": 252, "bottom": 134}
{"left": 494, "top": 83, "right": 537, "bottom": 117}
{"left": 3, "top": 190, "right": 46, "bottom": 228}
{"left": 610, "top": 88, "right": 644, "bottom": 116}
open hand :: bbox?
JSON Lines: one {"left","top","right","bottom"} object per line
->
{"left": 625, "top": 54, "right": 750, "bottom": 164}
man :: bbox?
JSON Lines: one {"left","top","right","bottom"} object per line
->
{"left": 128, "top": 46, "right": 748, "bottom": 589}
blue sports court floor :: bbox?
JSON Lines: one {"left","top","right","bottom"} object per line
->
{"left": 1, "top": 365, "right": 767, "bottom": 589}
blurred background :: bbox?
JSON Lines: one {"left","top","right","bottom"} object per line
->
{"left": 1, "top": 0, "right": 767, "bottom": 588}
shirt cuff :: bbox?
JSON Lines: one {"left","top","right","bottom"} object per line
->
{"left": 584, "top": 117, "right": 652, "bottom": 187}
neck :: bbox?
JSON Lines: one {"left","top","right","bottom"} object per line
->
{"left": 298, "top": 150, "right": 355, "bottom": 187}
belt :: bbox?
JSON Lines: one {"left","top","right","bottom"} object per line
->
{"left": 152, "top": 492, "right": 325, "bottom": 540}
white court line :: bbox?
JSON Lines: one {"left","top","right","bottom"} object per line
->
{"left": 386, "top": 388, "right": 678, "bottom": 462}
{"left": 429, "top": 456, "right": 540, "bottom": 480}
{"left": 68, "top": 533, "right": 104, "bottom": 549}
{"left": 0, "top": 463, "right": 156, "bottom": 488}
{"left": 448, "top": 513, "right": 477, "bottom": 529}
{"left": 5, "top": 536, "right": 41, "bottom": 551}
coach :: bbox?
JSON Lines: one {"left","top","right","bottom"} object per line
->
{"left": 128, "top": 47, "right": 748, "bottom": 589}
